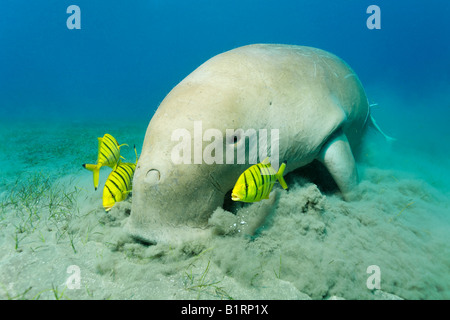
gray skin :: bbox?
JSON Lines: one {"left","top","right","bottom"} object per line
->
{"left": 127, "top": 44, "right": 369, "bottom": 244}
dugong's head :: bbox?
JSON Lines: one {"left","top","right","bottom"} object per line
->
{"left": 127, "top": 64, "right": 264, "bottom": 244}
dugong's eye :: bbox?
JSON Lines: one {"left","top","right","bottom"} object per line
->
{"left": 227, "top": 132, "right": 241, "bottom": 145}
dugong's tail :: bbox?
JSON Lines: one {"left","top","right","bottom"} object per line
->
{"left": 367, "top": 104, "right": 396, "bottom": 142}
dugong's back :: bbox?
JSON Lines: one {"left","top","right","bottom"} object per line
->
{"left": 186, "top": 44, "right": 368, "bottom": 150}
{"left": 128, "top": 44, "right": 369, "bottom": 244}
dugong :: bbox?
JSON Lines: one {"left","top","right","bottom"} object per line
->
{"left": 128, "top": 44, "right": 370, "bottom": 244}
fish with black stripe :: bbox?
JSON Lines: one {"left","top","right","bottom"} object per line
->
{"left": 82, "top": 133, "right": 128, "bottom": 190}
{"left": 231, "top": 157, "right": 288, "bottom": 202}
{"left": 103, "top": 145, "right": 138, "bottom": 212}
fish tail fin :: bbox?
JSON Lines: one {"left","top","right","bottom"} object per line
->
{"left": 82, "top": 163, "right": 101, "bottom": 190}
{"left": 276, "top": 162, "right": 288, "bottom": 190}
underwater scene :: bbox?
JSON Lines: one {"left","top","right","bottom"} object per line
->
{"left": 0, "top": 0, "right": 449, "bottom": 301}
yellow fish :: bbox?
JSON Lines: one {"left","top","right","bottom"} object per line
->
{"left": 103, "top": 145, "right": 138, "bottom": 212}
{"left": 82, "top": 134, "right": 127, "bottom": 190}
{"left": 231, "top": 158, "right": 288, "bottom": 202}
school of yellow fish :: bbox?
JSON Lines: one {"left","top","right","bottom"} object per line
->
{"left": 83, "top": 133, "right": 138, "bottom": 212}
{"left": 83, "top": 134, "right": 287, "bottom": 212}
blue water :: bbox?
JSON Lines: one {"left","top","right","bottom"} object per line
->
{"left": 1, "top": 0, "right": 448, "bottom": 122}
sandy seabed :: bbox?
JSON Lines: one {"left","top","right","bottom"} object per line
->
{"left": 0, "top": 94, "right": 449, "bottom": 300}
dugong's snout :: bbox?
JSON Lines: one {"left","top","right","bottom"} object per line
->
{"left": 127, "top": 161, "right": 222, "bottom": 244}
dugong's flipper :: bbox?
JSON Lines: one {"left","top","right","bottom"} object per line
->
{"left": 317, "top": 129, "right": 359, "bottom": 200}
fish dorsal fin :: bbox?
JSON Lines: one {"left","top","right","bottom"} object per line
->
{"left": 261, "top": 157, "right": 270, "bottom": 165}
